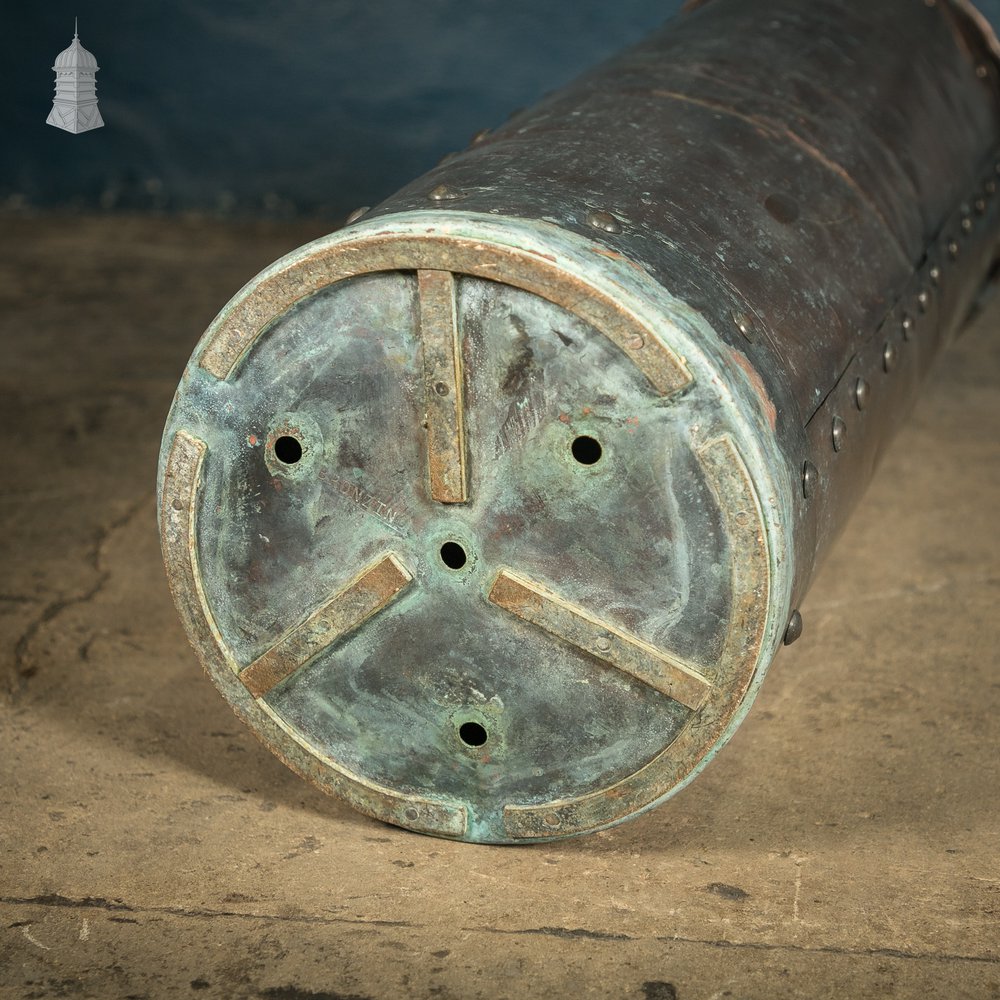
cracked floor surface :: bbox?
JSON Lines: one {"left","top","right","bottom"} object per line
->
{"left": 1, "top": 215, "right": 999, "bottom": 1000}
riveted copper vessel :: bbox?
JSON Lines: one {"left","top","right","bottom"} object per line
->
{"left": 159, "top": 0, "right": 1000, "bottom": 842}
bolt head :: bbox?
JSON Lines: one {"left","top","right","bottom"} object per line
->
{"left": 428, "top": 184, "right": 461, "bottom": 202}
{"left": 732, "top": 311, "right": 753, "bottom": 341}
{"left": 802, "top": 460, "right": 818, "bottom": 500}
{"left": 854, "top": 377, "right": 870, "bottom": 410}
{"left": 883, "top": 341, "right": 897, "bottom": 372}
{"left": 783, "top": 610, "right": 803, "bottom": 646}
{"left": 831, "top": 416, "right": 846, "bottom": 452}
{"left": 586, "top": 209, "right": 623, "bottom": 234}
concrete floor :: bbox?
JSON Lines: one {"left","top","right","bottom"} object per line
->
{"left": 1, "top": 215, "right": 998, "bottom": 999}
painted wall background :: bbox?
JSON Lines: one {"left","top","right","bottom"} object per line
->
{"left": 5, "top": 1, "right": 1000, "bottom": 219}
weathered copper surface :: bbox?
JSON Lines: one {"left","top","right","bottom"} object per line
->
{"left": 159, "top": 0, "right": 1000, "bottom": 841}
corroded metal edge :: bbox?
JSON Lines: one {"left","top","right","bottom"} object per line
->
{"left": 159, "top": 430, "right": 468, "bottom": 838}
{"left": 239, "top": 553, "right": 414, "bottom": 699}
{"left": 501, "top": 434, "right": 771, "bottom": 839}
{"left": 159, "top": 430, "right": 232, "bottom": 672}
{"left": 487, "top": 569, "right": 712, "bottom": 710}
{"left": 195, "top": 216, "right": 693, "bottom": 398}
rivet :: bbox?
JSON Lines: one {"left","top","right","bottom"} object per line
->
{"left": 171, "top": 497, "right": 185, "bottom": 511}
{"left": 626, "top": 333, "right": 645, "bottom": 350}
{"left": 975, "top": 197, "right": 987, "bottom": 214}
{"left": 596, "top": 636, "right": 611, "bottom": 652}
{"left": 948, "top": 239, "right": 960, "bottom": 259}
{"left": 917, "top": 289, "right": 929, "bottom": 313}
{"left": 831, "top": 416, "right": 846, "bottom": 452}
{"left": 961, "top": 216, "right": 973, "bottom": 233}
{"left": 543, "top": 813, "right": 561, "bottom": 828}
{"left": 976, "top": 64, "right": 989, "bottom": 79}
{"left": 802, "top": 461, "right": 818, "bottom": 500}
{"left": 428, "top": 184, "right": 462, "bottom": 202}
{"left": 732, "top": 311, "right": 754, "bottom": 341}
{"left": 783, "top": 610, "right": 803, "bottom": 646}
{"left": 883, "top": 341, "right": 897, "bottom": 372}
{"left": 854, "top": 377, "right": 870, "bottom": 410}
{"left": 901, "top": 313, "right": 914, "bottom": 340}
{"left": 929, "top": 265, "right": 941, "bottom": 285}
{"left": 344, "top": 206, "right": 369, "bottom": 225}
{"left": 586, "top": 209, "right": 623, "bottom": 234}
{"left": 434, "top": 381, "right": 450, "bottom": 396}
{"left": 986, "top": 179, "right": 996, "bottom": 195}
{"left": 404, "top": 807, "right": 419, "bottom": 822}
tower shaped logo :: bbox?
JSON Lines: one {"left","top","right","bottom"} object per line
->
{"left": 46, "top": 20, "right": 104, "bottom": 134}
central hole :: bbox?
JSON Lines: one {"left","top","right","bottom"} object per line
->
{"left": 274, "top": 435, "right": 303, "bottom": 465}
{"left": 571, "top": 434, "right": 602, "bottom": 465}
{"left": 439, "top": 541, "right": 467, "bottom": 570}
{"left": 459, "top": 721, "right": 488, "bottom": 747}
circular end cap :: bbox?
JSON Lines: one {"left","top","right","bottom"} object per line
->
{"left": 158, "top": 220, "right": 781, "bottom": 842}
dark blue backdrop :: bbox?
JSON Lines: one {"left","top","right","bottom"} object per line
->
{"left": 5, "top": 1, "right": 1000, "bottom": 218}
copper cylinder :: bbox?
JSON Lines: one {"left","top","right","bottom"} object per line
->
{"left": 159, "top": 0, "right": 1000, "bottom": 841}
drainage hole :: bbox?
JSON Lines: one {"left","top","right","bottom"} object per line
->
{"left": 274, "top": 435, "right": 303, "bottom": 465}
{"left": 459, "top": 721, "right": 488, "bottom": 747}
{"left": 439, "top": 541, "right": 467, "bottom": 570}
{"left": 571, "top": 434, "right": 602, "bottom": 465}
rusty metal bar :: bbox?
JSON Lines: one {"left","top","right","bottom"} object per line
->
{"left": 488, "top": 569, "right": 711, "bottom": 710}
{"left": 238, "top": 554, "right": 413, "bottom": 699}
{"left": 418, "top": 269, "right": 469, "bottom": 503}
